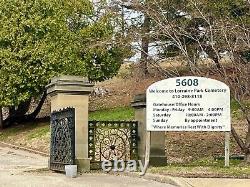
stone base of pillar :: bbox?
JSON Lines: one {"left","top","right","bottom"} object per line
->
{"left": 140, "top": 156, "right": 167, "bottom": 166}
{"left": 150, "top": 156, "right": 167, "bottom": 166}
{"left": 132, "top": 94, "right": 167, "bottom": 167}
{"left": 75, "top": 158, "right": 90, "bottom": 172}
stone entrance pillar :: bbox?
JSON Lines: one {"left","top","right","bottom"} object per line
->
{"left": 47, "top": 76, "right": 94, "bottom": 171}
{"left": 131, "top": 94, "right": 167, "bottom": 166}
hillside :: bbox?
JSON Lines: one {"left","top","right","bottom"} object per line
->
{"left": 0, "top": 101, "right": 248, "bottom": 164}
{"left": 0, "top": 61, "right": 249, "bottom": 164}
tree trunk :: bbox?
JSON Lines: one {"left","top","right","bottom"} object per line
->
{"left": 231, "top": 127, "right": 246, "bottom": 151}
{"left": 3, "top": 99, "right": 31, "bottom": 127}
{"left": 3, "top": 91, "right": 47, "bottom": 127}
{"left": 205, "top": 45, "right": 221, "bottom": 69}
{"left": 15, "top": 98, "right": 32, "bottom": 116}
{"left": 0, "top": 107, "right": 3, "bottom": 130}
{"left": 140, "top": 13, "right": 150, "bottom": 75}
{"left": 244, "top": 115, "right": 250, "bottom": 147}
{"left": 8, "top": 106, "right": 16, "bottom": 117}
{"left": 26, "top": 91, "right": 47, "bottom": 120}
{"left": 245, "top": 152, "right": 250, "bottom": 163}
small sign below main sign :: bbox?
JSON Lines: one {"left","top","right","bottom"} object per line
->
{"left": 146, "top": 77, "right": 231, "bottom": 131}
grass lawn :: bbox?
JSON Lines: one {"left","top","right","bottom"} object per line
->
{"left": 0, "top": 106, "right": 134, "bottom": 141}
{"left": 0, "top": 121, "right": 50, "bottom": 153}
{"left": 0, "top": 98, "right": 245, "bottom": 142}
{"left": 89, "top": 107, "right": 134, "bottom": 121}
{"left": 0, "top": 122, "right": 49, "bottom": 141}
{"left": 149, "top": 158, "right": 250, "bottom": 178}
{"left": 0, "top": 107, "right": 135, "bottom": 153}
{"left": 0, "top": 104, "right": 250, "bottom": 178}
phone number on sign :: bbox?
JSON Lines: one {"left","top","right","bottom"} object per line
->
{"left": 172, "top": 94, "right": 202, "bottom": 99}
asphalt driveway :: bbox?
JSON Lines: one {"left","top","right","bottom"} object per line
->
{"left": 0, "top": 145, "right": 175, "bottom": 187}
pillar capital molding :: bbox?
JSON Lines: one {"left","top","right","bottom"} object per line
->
{"left": 46, "top": 75, "right": 94, "bottom": 96}
{"left": 131, "top": 93, "right": 146, "bottom": 109}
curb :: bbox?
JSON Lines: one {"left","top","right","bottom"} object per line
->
{"left": 108, "top": 171, "right": 192, "bottom": 187}
{"left": 143, "top": 174, "right": 192, "bottom": 187}
{"left": 0, "top": 141, "right": 49, "bottom": 157}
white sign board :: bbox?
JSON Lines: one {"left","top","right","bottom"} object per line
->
{"left": 146, "top": 77, "right": 231, "bottom": 131}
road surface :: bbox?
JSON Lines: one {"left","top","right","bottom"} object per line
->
{"left": 0, "top": 145, "right": 175, "bottom": 187}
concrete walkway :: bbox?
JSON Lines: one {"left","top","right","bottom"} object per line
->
{"left": 177, "top": 177, "right": 250, "bottom": 187}
{"left": 0, "top": 146, "right": 175, "bottom": 187}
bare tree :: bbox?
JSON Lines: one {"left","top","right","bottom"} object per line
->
{"left": 140, "top": 0, "right": 250, "bottom": 162}
{"left": 108, "top": 0, "right": 154, "bottom": 75}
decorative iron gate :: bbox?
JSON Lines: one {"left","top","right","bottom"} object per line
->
{"left": 88, "top": 121, "right": 138, "bottom": 169}
{"left": 50, "top": 108, "right": 75, "bottom": 172}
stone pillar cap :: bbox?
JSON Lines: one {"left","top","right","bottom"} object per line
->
{"left": 131, "top": 93, "right": 146, "bottom": 108}
{"left": 46, "top": 75, "right": 94, "bottom": 96}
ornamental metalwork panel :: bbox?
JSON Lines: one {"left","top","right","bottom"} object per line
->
{"left": 50, "top": 108, "right": 75, "bottom": 172}
{"left": 88, "top": 121, "right": 138, "bottom": 170}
